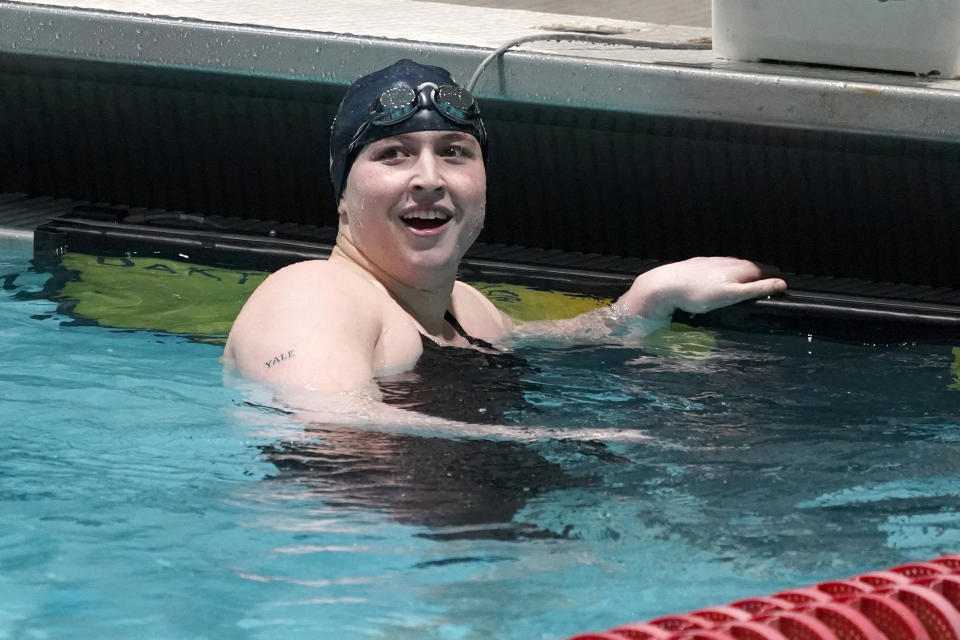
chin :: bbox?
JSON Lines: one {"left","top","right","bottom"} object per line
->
{"left": 398, "top": 249, "right": 464, "bottom": 283}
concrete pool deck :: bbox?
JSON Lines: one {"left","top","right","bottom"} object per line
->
{"left": 1, "top": 0, "right": 959, "bottom": 144}
{"left": 415, "top": 0, "right": 712, "bottom": 27}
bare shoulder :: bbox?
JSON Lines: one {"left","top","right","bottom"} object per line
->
{"left": 229, "top": 260, "right": 372, "bottom": 327}
{"left": 451, "top": 281, "right": 515, "bottom": 341}
{"left": 223, "top": 259, "right": 398, "bottom": 390}
{"left": 249, "top": 259, "right": 352, "bottom": 298}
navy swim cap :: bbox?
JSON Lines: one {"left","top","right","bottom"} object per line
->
{"left": 329, "top": 59, "right": 488, "bottom": 201}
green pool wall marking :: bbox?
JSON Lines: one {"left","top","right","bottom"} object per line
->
{"left": 55, "top": 253, "right": 718, "bottom": 357}
{"left": 58, "top": 254, "right": 268, "bottom": 339}
{"left": 470, "top": 281, "right": 611, "bottom": 322}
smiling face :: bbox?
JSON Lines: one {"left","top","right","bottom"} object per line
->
{"left": 337, "top": 130, "right": 487, "bottom": 289}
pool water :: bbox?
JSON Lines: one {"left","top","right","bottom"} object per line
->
{"left": 2, "top": 237, "right": 960, "bottom": 640}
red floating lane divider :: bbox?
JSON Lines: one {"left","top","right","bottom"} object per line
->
{"left": 723, "top": 620, "right": 792, "bottom": 640}
{"left": 857, "top": 571, "right": 914, "bottom": 588}
{"left": 772, "top": 589, "right": 833, "bottom": 606}
{"left": 730, "top": 597, "right": 797, "bottom": 616}
{"left": 889, "top": 563, "right": 952, "bottom": 580}
{"left": 932, "top": 555, "right": 960, "bottom": 572}
{"left": 647, "top": 615, "right": 709, "bottom": 634}
{"left": 563, "top": 555, "right": 960, "bottom": 640}
{"left": 836, "top": 593, "right": 931, "bottom": 640}
{"left": 916, "top": 575, "right": 960, "bottom": 611}
{"left": 670, "top": 629, "right": 733, "bottom": 640}
{"left": 796, "top": 602, "right": 886, "bottom": 640}
{"left": 877, "top": 585, "right": 960, "bottom": 640}
{"left": 690, "top": 606, "right": 754, "bottom": 627}
{"left": 815, "top": 579, "right": 872, "bottom": 598}
{"left": 675, "top": 631, "right": 735, "bottom": 640}
{"left": 755, "top": 610, "right": 840, "bottom": 640}
{"left": 607, "top": 623, "right": 675, "bottom": 639}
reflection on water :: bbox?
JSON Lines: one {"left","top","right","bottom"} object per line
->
{"left": 262, "top": 428, "right": 582, "bottom": 535}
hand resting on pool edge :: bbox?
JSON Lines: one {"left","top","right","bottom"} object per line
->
{"left": 505, "top": 256, "right": 785, "bottom": 347}
{"left": 221, "top": 59, "right": 786, "bottom": 417}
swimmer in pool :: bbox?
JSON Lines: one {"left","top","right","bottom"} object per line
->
{"left": 223, "top": 59, "right": 786, "bottom": 408}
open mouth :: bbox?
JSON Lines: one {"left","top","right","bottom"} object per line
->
{"left": 401, "top": 210, "right": 451, "bottom": 231}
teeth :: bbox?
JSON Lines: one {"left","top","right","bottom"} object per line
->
{"left": 401, "top": 210, "right": 450, "bottom": 221}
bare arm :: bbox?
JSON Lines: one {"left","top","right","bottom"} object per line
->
{"left": 503, "top": 257, "right": 787, "bottom": 346}
{"left": 223, "top": 261, "right": 392, "bottom": 393}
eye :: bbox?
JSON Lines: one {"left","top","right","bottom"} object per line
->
{"left": 370, "top": 144, "right": 409, "bottom": 162}
{"left": 441, "top": 144, "right": 472, "bottom": 159}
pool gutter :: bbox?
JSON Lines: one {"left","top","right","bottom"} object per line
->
{"left": 25, "top": 195, "right": 960, "bottom": 341}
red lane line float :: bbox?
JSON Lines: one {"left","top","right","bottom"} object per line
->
{"left": 932, "top": 555, "right": 960, "bottom": 572}
{"left": 916, "top": 575, "right": 960, "bottom": 611}
{"left": 876, "top": 584, "right": 960, "bottom": 640}
{"left": 773, "top": 588, "right": 834, "bottom": 606}
{"left": 815, "top": 579, "right": 872, "bottom": 598}
{"left": 647, "top": 615, "right": 709, "bottom": 634}
{"left": 690, "top": 606, "right": 754, "bottom": 626}
{"left": 795, "top": 602, "right": 886, "bottom": 640}
{"left": 889, "top": 563, "right": 952, "bottom": 580}
{"left": 563, "top": 555, "right": 960, "bottom": 640}
{"left": 606, "top": 623, "right": 675, "bottom": 639}
{"left": 730, "top": 597, "right": 797, "bottom": 616}
{"left": 756, "top": 610, "right": 840, "bottom": 640}
{"left": 825, "top": 593, "right": 930, "bottom": 640}
{"left": 857, "top": 571, "right": 913, "bottom": 588}
{"left": 723, "top": 620, "right": 792, "bottom": 640}
{"left": 674, "top": 631, "right": 736, "bottom": 640}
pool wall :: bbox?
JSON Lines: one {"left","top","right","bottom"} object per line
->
{"left": 1, "top": 0, "right": 959, "bottom": 294}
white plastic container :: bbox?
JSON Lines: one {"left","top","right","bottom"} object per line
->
{"left": 713, "top": 0, "right": 960, "bottom": 77}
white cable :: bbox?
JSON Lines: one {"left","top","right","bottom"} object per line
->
{"left": 466, "top": 32, "right": 711, "bottom": 93}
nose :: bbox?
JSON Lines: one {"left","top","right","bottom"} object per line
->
{"left": 409, "top": 150, "right": 445, "bottom": 196}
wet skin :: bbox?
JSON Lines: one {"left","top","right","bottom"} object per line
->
{"left": 223, "top": 129, "right": 787, "bottom": 401}
{"left": 336, "top": 130, "right": 488, "bottom": 292}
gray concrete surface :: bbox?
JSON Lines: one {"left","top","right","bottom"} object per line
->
{"left": 2, "top": 0, "right": 959, "bottom": 143}
{"left": 416, "top": 0, "right": 711, "bottom": 26}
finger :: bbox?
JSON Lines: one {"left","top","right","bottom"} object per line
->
{"left": 727, "top": 277, "right": 787, "bottom": 304}
{"left": 724, "top": 259, "right": 782, "bottom": 282}
{"left": 695, "top": 257, "right": 770, "bottom": 284}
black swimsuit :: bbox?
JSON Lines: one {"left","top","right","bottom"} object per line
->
{"left": 441, "top": 310, "right": 494, "bottom": 348}
{"left": 262, "top": 314, "right": 596, "bottom": 537}
{"left": 377, "top": 311, "right": 536, "bottom": 423}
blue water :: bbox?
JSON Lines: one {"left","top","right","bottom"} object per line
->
{"left": 2, "top": 237, "right": 959, "bottom": 640}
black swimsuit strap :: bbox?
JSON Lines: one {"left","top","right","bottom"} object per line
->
{"left": 443, "top": 310, "right": 470, "bottom": 339}
{"left": 443, "top": 310, "right": 494, "bottom": 349}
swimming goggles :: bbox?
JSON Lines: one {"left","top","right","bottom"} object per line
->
{"left": 347, "top": 82, "right": 486, "bottom": 154}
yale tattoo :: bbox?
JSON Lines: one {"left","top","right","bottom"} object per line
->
{"left": 265, "top": 349, "right": 296, "bottom": 369}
